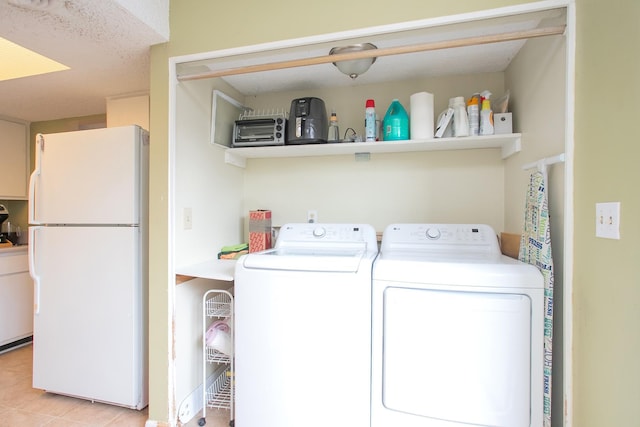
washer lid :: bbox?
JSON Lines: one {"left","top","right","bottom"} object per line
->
{"left": 241, "top": 243, "right": 371, "bottom": 272}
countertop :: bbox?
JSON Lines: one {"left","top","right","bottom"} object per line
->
{"left": 0, "top": 245, "right": 28, "bottom": 255}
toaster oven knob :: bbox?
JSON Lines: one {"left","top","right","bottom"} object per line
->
{"left": 276, "top": 118, "right": 284, "bottom": 125}
{"left": 276, "top": 132, "right": 282, "bottom": 139}
{"left": 276, "top": 124, "right": 283, "bottom": 131}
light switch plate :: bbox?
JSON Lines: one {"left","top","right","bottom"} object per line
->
{"left": 595, "top": 202, "right": 620, "bottom": 239}
{"left": 183, "top": 207, "right": 193, "bottom": 230}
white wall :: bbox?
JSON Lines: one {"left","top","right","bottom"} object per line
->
{"left": 244, "top": 150, "right": 504, "bottom": 233}
{"left": 242, "top": 73, "right": 508, "bottom": 234}
{"left": 174, "top": 78, "right": 245, "bottom": 268}
{"left": 173, "top": 77, "right": 245, "bottom": 413}
{"left": 505, "top": 33, "right": 566, "bottom": 427}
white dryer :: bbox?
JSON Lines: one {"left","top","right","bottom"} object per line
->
{"left": 234, "top": 223, "right": 378, "bottom": 427}
{"left": 372, "top": 224, "right": 544, "bottom": 427}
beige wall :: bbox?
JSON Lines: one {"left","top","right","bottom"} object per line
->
{"left": 573, "top": 1, "right": 640, "bottom": 426}
{"left": 150, "top": 0, "right": 640, "bottom": 427}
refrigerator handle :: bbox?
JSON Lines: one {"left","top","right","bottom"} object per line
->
{"left": 29, "top": 226, "right": 41, "bottom": 315}
{"left": 28, "top": 134, "right": 44, "bottom": 225}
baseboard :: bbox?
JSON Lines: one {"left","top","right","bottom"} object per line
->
{"left": 0, "top": 336, "right": 33, "bottom": 355}
{"left": 178, "top": 366, "right": 227, "bottom": 424}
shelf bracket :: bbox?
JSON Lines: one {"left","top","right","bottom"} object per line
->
{"left": 224, "top": 150, "right": 246, "bottom": 168}
{"left": 501, "top": 135, "right": 521, "bottom": 159}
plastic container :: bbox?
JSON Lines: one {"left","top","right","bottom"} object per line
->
{"left": 382, "top": 99, "right": 409, "bottom": 141}
{"left": 452, "top": 96, "right": 469, "bottom": 137}
{"left": 328, "top": 110, "right": 340, "bottom": 142}
{"left": 365, "top": 99, "right": 376, "bottom": 142}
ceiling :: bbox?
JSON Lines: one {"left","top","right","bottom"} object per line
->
{"left": 178, "top": 8, "right": 566, "bottom": 98}
{"left": 0, "top": 1, "right": 565, "bottom": 124}
{"left": 0, "top": 0, "right": 168, "bottom": 123}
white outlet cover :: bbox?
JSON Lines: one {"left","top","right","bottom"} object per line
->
{"left": 595, "top": 202, "right": 620, "bottom": 239}
{"left": 184, "top": 207, "right": 193, "bottom": 230}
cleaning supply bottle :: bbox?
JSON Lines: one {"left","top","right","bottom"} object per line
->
{"left": 452, "top": 96, "right": 469, "bottom": 137}
{"left": 365, "top": 99, "right": 376, "bottom": 142}
{"left": 466, "top": 93, "right": 481, "bottom": 136}
{"left": 328, "top": 110, "right": 340, "bottom": 142}
{"left": 382, "top": 99, "right": 409, "bottom": 141}
{"left": 480, "top": 90, "right": 494, "bottom": 135}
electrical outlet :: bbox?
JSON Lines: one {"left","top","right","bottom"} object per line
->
{"left": 183, "top": 207, "right": 193, "bottom": 230}
{"left": 307, "top": 210, "right": 318, "bottom": 223}
{"left": 595, "top": 202, "right": 620, "bottom": 239}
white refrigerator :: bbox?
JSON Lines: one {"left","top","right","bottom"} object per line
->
{"left": 28, "top": 125, "right": 149, "bottom": 409}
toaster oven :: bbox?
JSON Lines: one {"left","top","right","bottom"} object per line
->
{"left": 232, "top": 114, "right": 287, "bottom": 147}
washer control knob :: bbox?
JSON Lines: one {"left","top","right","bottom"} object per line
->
{"left": 313, "top": 227, "right": 326, "bottom": 238}
{"left": 426, "top": 228, "right": 441, "bottom": 240}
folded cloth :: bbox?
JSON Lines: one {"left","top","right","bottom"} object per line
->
{"left": 217, "top": 243, "right": 249, "bottom": 260}
{"left": 219, "top": 250, "right": 248, "bottom": 260}
{"left": 205, "top": 320, "right": 233, "bottom": 356}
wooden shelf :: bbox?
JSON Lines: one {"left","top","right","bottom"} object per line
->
{"left": 222, "top": 134, "right": 521, "bottom": 167}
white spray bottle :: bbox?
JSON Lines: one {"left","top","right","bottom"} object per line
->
{"left": 480, "top": 90, "right": 494, "bottom": 135}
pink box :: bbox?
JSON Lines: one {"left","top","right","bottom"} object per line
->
{"left": 249, "top": 210, "right": 272, "bottom": 253}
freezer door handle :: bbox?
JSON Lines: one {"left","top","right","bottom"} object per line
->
{"left": 28, "top": 134, "right": 44, "bottom": 225}
{"left": 29, "top": 226, "right": 41, "bottom": 314}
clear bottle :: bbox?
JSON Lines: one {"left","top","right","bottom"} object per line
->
{"left": 328, "top": 110, "right": 340, "bottom": 142}
{"left": 452, "top": 96, "right": 469, "bottom": 137}
{"left": 365, "top": 99, "right": 376, "bottom": 142}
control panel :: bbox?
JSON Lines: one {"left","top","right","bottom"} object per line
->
{"left": 276, "top": 223, "right": 378, "bottom": 250}
{"left": 381, "top": 224, "right": 501, "bottom": 254}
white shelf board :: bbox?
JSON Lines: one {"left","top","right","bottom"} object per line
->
{"left": 175, "top": 259, "right": 236, "bottom": 282}
{"left": 223, "top": 133, "right": 521, "bottom": 167}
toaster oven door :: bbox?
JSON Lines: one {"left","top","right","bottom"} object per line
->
{"left": 233, "top": 119, "right": 284, "bottom": 147}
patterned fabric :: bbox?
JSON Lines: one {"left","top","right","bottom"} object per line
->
{"left": 519, "top": 171, "right": 554, "bottom": 427}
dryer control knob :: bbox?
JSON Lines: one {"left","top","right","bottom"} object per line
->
{"left": 426, "top": 228, "right": 441, "bottom": 240}
{"left": 313, "top": 227, "right": 326, "bottom": 238}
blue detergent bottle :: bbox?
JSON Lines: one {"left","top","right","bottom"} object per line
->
{"left": 382, "top": 99, "right": 409, "bottom": 141}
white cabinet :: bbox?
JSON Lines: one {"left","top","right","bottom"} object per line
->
{"left": 0, "top": 119, "right": 29, "bottom": 200}
{"left": 0, "top": 247, "right": 32, "bottom": 350}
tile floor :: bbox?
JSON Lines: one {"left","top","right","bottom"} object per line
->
{"left": 0, "top": 344, "right": 231, "bottom": 427}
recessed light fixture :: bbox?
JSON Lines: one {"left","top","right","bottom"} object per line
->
{"left": 0, "top": 37, "right": 69, "bottom": 82}
{"left": 329, "top": 43, "right": 378, "bottom": 79}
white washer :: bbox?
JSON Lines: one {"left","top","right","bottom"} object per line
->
{"left": 372, "top": 224, "right": 544, "bottom": 427}
{"left": 234, "top": 223, "right": 378, "bottom": 427}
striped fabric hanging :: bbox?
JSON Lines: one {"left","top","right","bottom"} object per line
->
{"left": 519, "top": 170, "right": 554, "bottom": 427}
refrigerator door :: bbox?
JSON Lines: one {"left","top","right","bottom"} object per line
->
{"left": 29, "top": 125, "right": 146, "bottom": 225}
{"left": 30, "top": 225, "right": 148, "bottom": 409}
